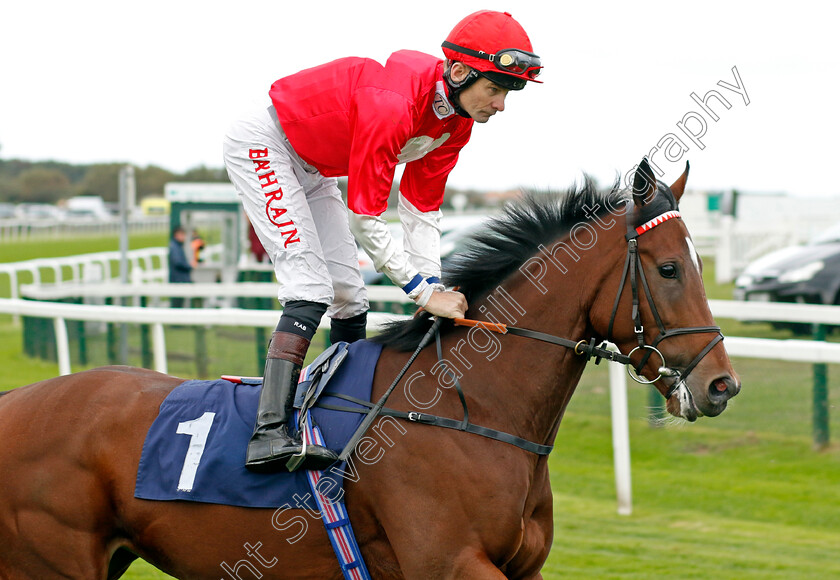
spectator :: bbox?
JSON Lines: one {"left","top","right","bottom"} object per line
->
{"left": 168, "top": 227, "right": 192, "bottom": 308}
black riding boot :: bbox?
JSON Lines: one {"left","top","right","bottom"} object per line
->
{"left": 330, "top": 311, "right": 368, "bottom": 345}
{"left": 245, "top": 331, "right": 339, "bottom": 473}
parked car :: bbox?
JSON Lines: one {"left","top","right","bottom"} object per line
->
{"left": 65, "top": 195, "right": 111, "bottom": 221}
{"left": 16, "top": 203, "right": 64, "bottom": 221}
{"left": 734, "top": 223, "right": 840, "bottom": 329}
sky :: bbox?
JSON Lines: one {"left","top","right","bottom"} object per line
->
{"left": 1, "top": 1, "right": 838, "bottom": 198}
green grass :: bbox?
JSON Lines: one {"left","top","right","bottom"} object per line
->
{"left": 0, "top": 232, "right": 168, "bottom": 301}
{"left": 0, "top": 232, "right": 167, "bottom": 264}
{"left": 2, "top": 237, "right": 840, "bottom": 578}
{"left": 542, "top": 358, "right": 840, "bottom": 579}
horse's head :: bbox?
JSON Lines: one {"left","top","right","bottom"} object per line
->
{"left": 599, "top": 158, "right": 740, "bottom": 421}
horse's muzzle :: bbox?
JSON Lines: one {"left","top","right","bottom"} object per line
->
{"left": 665, "top": 373, "right": 740, "bottom": 421}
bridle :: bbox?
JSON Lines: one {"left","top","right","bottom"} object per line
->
{"left": 456, "top": 202, "right": 724, "bottom": 399}
{"left": 605, "top": 203, "right": 723, "bottom": 396}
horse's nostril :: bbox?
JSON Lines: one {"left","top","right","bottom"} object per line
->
{"left": 708, "top": 377, "right": 736, "bottom": 401}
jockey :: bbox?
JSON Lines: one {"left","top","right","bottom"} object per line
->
{"left": 222, "top": 10, "right": 542, "bottom": 473}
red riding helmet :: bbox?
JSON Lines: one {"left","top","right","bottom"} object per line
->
{"left": 442, "top": 10, "right": 542, "bottom": 91}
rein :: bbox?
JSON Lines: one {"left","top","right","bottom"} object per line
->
{"left": 452, "top": 319, "right": 631, "bottom": 365}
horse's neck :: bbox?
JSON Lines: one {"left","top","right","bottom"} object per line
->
{"left": 462, "top": 264, "right": 598, "bottom": 449}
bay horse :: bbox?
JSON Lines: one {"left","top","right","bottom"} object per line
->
{"left": 0, "top": 159, "right": 739, "bottom": 579}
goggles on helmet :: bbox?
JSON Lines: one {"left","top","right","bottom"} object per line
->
{"left": 441, "top": 41, "right": 542, "bottom": 80}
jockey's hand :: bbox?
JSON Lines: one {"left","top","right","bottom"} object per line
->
{"left": 422, "top": 289, "right": 468, "bottom": 319}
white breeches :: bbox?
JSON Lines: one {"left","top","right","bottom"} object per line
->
{"left": 222, "top": 105, "right": 368, "bottom": 318}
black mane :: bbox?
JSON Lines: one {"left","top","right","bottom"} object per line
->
{"left": 371, "top": 177, "right": 631, "bottom": 351}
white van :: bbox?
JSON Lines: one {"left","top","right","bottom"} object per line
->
{"left": 65, "top": 196, "right": 111, "bottom": 220}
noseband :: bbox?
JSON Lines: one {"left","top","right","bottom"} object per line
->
{"left": 456, "top": 202, "right": 723, "bottom": 399}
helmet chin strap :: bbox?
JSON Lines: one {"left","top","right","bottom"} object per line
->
{"left": 443, "top": 61, "right": 479, "bottom": 119}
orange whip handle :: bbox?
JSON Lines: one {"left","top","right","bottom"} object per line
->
{"left": 453, "top": 318, "right": 508, "bottom": 334}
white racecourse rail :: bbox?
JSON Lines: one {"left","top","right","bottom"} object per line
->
{"left": 1, "top": 293, "right": 840, "bottom": 516}
{"left": 0, "top": 245, "right": 226, "bottom": 322}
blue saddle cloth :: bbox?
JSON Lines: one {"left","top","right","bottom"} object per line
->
{"left": 134, "top": 340, "right": 383, "bottom": 510}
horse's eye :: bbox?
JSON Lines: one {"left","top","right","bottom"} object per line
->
{"left": 659, "top": 264, "right": 678, "bottom": 279}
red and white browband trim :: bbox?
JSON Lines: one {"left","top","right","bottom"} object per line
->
{"left": 635, "top": 210, "right": 681, "bottom": 236}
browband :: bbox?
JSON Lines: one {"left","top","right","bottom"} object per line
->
{"left": 634, "top": 210, "right": 681, "bottom": 236}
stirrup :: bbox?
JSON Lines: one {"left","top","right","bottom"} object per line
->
{"left": 285, "top": 446, "right": 307, "bottom": 472}
{"left": 286, "top": 410, "right": 312, "bottom": 472}
{"left": 284, "top": 412, "right": 338, "bottom": 472}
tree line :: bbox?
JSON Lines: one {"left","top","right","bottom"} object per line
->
{"left": 0, "top": 150, "right": 516, "bottom": 210}
{"left": 0, "top": 158, "right": 228, "bottom": 204}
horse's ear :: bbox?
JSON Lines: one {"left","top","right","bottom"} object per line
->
{"left": 669, "top": 160, "right": 690, "bottom": 202}
{"left": 632, "top": 157, "right": 656, "bottom": 207}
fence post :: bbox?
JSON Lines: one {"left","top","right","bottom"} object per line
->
{"left": 76, "top": 316, "right": 88, "bottom": 367}
{"left": 9, "top": 270, "right": 20, "bottom": 324}
{"left": 813, "top": 323, "right": 830, "bottom": 450}
{"left": 54, "top": 317, "right": 71, "bottom": 376}
{"left": 609, "top": 361, "right": 633, "bottom": 515}
{"left": 152, "top": 323, "right": 167, "bottom": 374}
{"left": 105, "top": 297, "right": 118, "bottom": 365}
{"left": 140, "top": 296, "right": 152, "bottom": 369}
{"left": 255, "top": 327, "right": 267, "bottom": 376}
{"left": 192, "top": 297, "right": 208, "bottom": 378}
